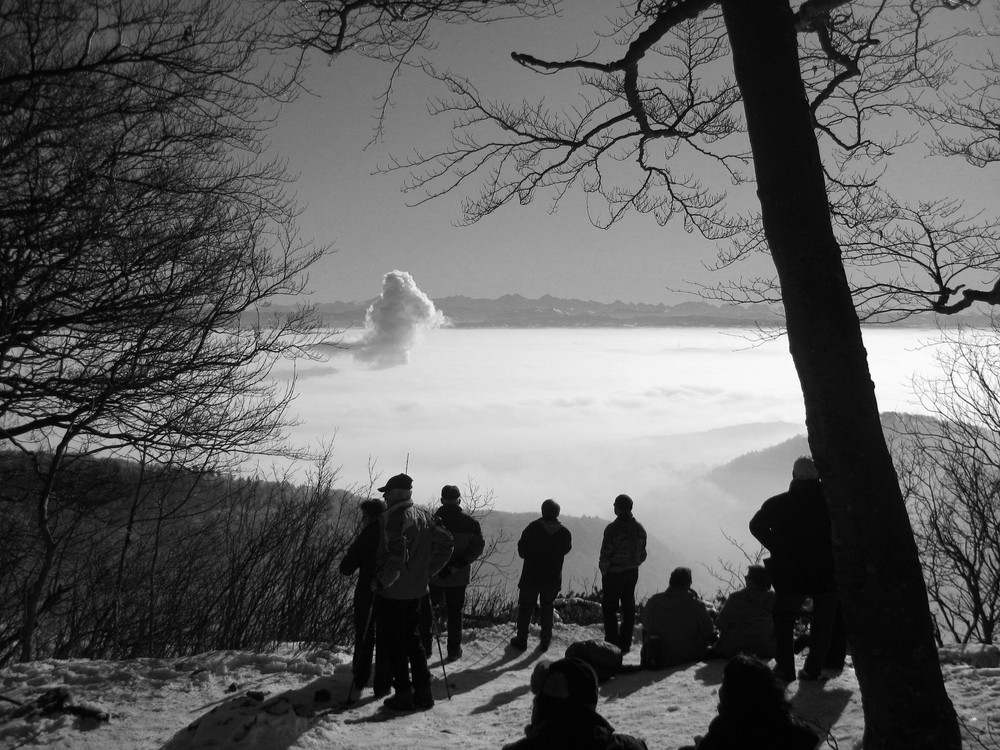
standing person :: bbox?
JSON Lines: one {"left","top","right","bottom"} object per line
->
{"left": 501, "top": 657, "right": 649, "bottom": 750}
{"left": 678, "top": 654, "right": 820, "bottom": 750}
{"left": 373, "top": 473, "right": 453, "bottom": 711}
{"left": 749, "top": 455, "right": 842, "bottom": 683}
{"left": 510, "top": 499, "right": 572, "bottom": 652}
{"left": 640, "top": 567, "right": 715, "bottom": 667}
{"left": 709, "top": 564, "right": 776, "bottom": 661}
{"left": 598, "top": 493, "right": 647, "bottom": 653}
{"left": 338, "top": 498, "right": 390, "bottom": 702}
{"left": 421, "top": 484, "right": 486, "bottom": 662}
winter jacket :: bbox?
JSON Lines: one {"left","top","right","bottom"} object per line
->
{"left": 694, "top": 713, "right": 820, "bottom": 750}
{"left": 517, "top": 517, "right": 573, "bottom": 593}
{"left": 375, "top": 499, "right": 454, "bottom": 600}
{"left": 598, "top": 514, "right": 648, "bottom": 575}
{"left": 713, "top": 587, "right": 776, "bottom": 660}
{"left": 749, "top": 478, "right": 835, "bottom": 594}
{"left": 501, "top": 704, "right": 648, "bottom": 750}
{"left": 641, "top": 588, "right": 714, "bottom": 666}
{"left": 339, "top": 518, "right": 381, "bottom": 592}
{"left": 429, "top": 504, "right": 486, "bottom": 588}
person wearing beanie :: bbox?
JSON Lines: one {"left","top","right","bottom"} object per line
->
{"left": 709, "top": 564, "right": 777, "bottom": 661}
{"left": 749, "top": 455, "right": 846, "bottom": 683}
{"left": 510, "top": 499, "right": 572, "bottom": 652}
{"left": 373, "top": 473, "right": 454, "bottom": 712}
{"left": 501, "top": 658, "right": 648, "bottom": 750}
{"left": 419, "top": 484, "right": 486, "bottom": 661}
{"left": 339, "top": 498, "right": 391, "bottom": 702}
{"left": 678, "top": 654, "right": 820, "bottom": 750}
{"left": 598, "top": 493, "right": 648, "bottom": 653}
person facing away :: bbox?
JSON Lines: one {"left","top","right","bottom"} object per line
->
{"left": 420, "top": 484, "right": 486, "bottom": 662}
{"left": 501, "top": 657, "right": 649, "bottom": 750}
{"left": 372, "top": 473, "right": 453, "bottom": 712}
{"left": 598, "top": 493, "right": 647, "bottom": 653}
{"left": 510, "top": 499, "right": 572, "bottom": 652}
{"left": 678, "top": 654, "right": 820, "bottom": 750}
{"left": 338, "top": 497, "right": 390, "bottom": 701}
{"left": 710, "top": 564, "right": 776, "bottom": 661}
{"left": 640, "top": 566, "right": 715, "bottom": 667}
{"left": 749, "top": 455, "right": 843, "bottom": 682}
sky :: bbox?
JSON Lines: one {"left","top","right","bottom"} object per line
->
{"left": 265, "top": 2, "right": 1000, "bottom": 306}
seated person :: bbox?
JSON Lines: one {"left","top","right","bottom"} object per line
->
{"left": 709, "top": 565, "right": 776, "bottom": 660}
{"left": 679, "top": 654, "right": 820, "bottom": 750}
{"left": 502, "top": 657, "right": 648, "bottom": 750}
{"left": 641, "top": 567, "right": 715, "bottom": 668}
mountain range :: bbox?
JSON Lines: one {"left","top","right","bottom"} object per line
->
{"left": 302, "top": 294, "right": 977, "bottom": 329}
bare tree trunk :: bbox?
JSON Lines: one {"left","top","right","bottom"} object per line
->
{"left": 721, "top": 1, "right": 960, "bottom": 747}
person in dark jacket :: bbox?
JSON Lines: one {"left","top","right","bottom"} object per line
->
{"left": 678, "top": 654, "right": 820, "bottom": 750}
{"left": 598, "top": 493, "right": 647, "bottom": 653}
{"left": 708, "top": 564, "right": 776, "bottom": 661}
{"left": 373, "top": 473, "right": 454, "bottom": 712}
{"left": 339, "top": 498, "right": 390, "bottom": 702}
{"left": 749, "top": 455, "right": 845, "bottom": 682}
{"left": 640, "top": 566, "right": 715, "bottom": 667}
{"left": 501, "top": 657, "right": 648, "bottom": 750}
{"left": 510, "top": 499, "right": 572, "bottom": 652}
{"left": 419, "top": 484, "right": 486, "bottom": 661}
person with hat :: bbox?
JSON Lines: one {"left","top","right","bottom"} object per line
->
{"left": 419, "top": 484, "right": 486, "bottom": 661}
{"left": 510, "top": 499, "right": 572, "bottom": 652}
{"left": 373, "top": 473, "right": 454, "bottom": 711}
{"left": 749, "top": 455, "right": 844, "bottom": 682}
{"left": 339, "top": 497, "right": 391, "bottom": 702}
{"left": 501, "top": 657, "right": 648, "bottom": 750}
{"left": 598, "top": 493, "right": 648, "bottom": 653}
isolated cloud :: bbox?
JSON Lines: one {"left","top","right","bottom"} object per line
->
{"left": 352, "top": 270, "right": 446, "bottom": 368}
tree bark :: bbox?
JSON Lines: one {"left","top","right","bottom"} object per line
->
{"left": 720, "top": 1, "right": 960, "bottom": 747}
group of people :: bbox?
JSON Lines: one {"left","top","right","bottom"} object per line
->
{"left": 339, "top": 455, "right": 843, "bottom": 748}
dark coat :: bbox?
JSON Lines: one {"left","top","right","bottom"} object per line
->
{"left": 339, "top": 519, "right": 381, "bottom": 595}
{"left": 429, "top": 504, "right": 486, "bottom": 588}
{"left": 517, "top": 517, "right": 572, "bottom": 592}
{"left": 599, "top": 514, "right": 648, "bottom": 575}
{"left": 749, "top": 478, "right": 835, "bottom": 594}
{"left": 501, "top": 704, "right": 648, "bottom": 750}
{"left": 694, "top": 713, "right": 820, "bottom": 750}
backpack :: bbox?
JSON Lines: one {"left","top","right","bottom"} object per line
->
{"left": 640, "top": 636, "right": 665, "bottom": 670}
{"left": 564, "top": 639, "right": 623, "bottom": 682}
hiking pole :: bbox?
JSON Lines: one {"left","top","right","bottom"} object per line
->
{"left": 431, "top": 602, "right": 452, "bottom": 699}
{"left": 346, "top": 599, "right": 376, "bottom": 705}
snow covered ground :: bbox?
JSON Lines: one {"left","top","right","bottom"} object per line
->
{"left": 2, "top": 622, "right": 998, "bottom": 750}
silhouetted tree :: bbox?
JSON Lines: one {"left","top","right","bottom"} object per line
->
{"left": 0, "top": 0, "right": 328, "bottom": 660}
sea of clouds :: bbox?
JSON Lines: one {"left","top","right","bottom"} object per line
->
{"left": 266, "top": 273, "right": 945, "bottom": 568}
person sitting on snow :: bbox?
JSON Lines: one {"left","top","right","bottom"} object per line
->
{"left": 640, "top": 566, "right": 715, "bottom": 668}
{"left": 501, "top": 657, "right": 648, "bottom": 750}
{"left": 678, "top": 654, "right": 820, "bottom": 750}
{"left": 708, "top": 564, "right": 776, "bottom": 661}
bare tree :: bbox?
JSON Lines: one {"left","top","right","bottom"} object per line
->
{"left": 0, "top": 0, "right": 332, "bottom": 661}
{"left": 891, "top": 329, "right": 1000, "bottom": 646}
{"left": 307, "top": 0, "right": 998, "bottom": 746}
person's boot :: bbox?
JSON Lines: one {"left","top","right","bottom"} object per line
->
{"left": 510, "top": 603, "right": 532, "bottom": 650}
{"left": 382, "top": 689, "right": 415, "bottom": 711}
{"left": 413, "top": 684, "right": 434, "bottom": 710}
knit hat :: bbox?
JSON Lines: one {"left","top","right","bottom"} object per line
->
{"left": 377, "top": 473, "right": 413, "bottom": 493}
{"left": 530, "top": 658, "right": 599, "bottom": 710}
{"left": 541, "top": 499, "right": 560, "bottom": 519}
{"left": 613, "top": 494, "right": 633, "bottom": 511}
{"left": 441, "top": 485, "right": 461, "bottom": 505}
{"left": 792, "top": 456, "right": 818, "bottom": 480}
